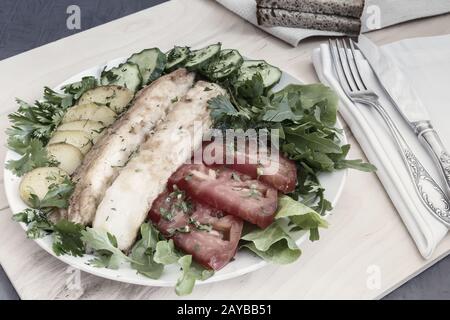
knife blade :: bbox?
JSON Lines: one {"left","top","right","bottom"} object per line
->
{"left": 355, "top": 36, "right": 450, "bottom": 197}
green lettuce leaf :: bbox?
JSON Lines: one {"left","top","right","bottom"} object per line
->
{"left": 277, "top": 195, "right": 328, "bottom": 241}
{"left": 241, "top": 195, "right": 330, "bottom": 264}
{"left": 154, "top": 239, "right": 179, "bottom": 265}
{"left": 241, "top": 221, "right": 301, "bottom": 264}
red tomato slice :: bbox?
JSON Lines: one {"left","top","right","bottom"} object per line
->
{"left": 202, "top": 140, "right": 297, "bottom": 193}
{"left": 148, "top": 190, "right": 243, "bottom": 270}
{"left": 168, "top": 163, "right": 278, "bottom": 228}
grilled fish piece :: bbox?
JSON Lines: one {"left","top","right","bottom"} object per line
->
{"left": 93, "top": 81, "right": 225, "bottom": 250}
{"left": 68, "top": 68, "right": 195, "bottom": 225}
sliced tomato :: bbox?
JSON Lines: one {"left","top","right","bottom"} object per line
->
{"left": 202, "top": 140, "right": 297, "bottom": 193}
{"left": 148, "top": 190, "right": 243, "bottom": 270}
{"left": 168, "top": 163, "right": 278, "bottom": 228}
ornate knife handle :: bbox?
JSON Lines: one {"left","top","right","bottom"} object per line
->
{"left": 356, "top": 98, "right": 450, "bottom": 227}
{"left": 414, "top": 121, "right": 450, "bottom": 195}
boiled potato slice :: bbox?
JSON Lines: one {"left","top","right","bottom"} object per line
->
{"left": 62, "top": 103, "right": 116, "bottom": 126}
{"left": 57, "top": 120, "right": 105, "bottom": 144}
{"left": 78, "top": 85, "right": 134, "bottom": 114}
{"left": 48, "top": 130, "right": 92, "bottom": 155}
{"left": 19, "top": 167, "right": 68, "bottom": 207}
{"left": 47, "top": 143, "right": 83, "bottom": 175}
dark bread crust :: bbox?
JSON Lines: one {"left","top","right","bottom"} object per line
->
{"left": 255, "top": 0, "right": 365, "bottom": 18}
{"left": 257, "top": 7, "right": 361, "bottom": 35}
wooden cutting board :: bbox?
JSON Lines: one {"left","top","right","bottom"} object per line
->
{"left": 1, "top": 0, "right": 450, "bottom": 299}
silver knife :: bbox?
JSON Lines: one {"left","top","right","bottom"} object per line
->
{"left": 356, "top": 36, "right": 450, "bottom": 196}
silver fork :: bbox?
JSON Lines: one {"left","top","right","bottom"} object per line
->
{"left": 329, "top": 38, "right": 450, "bottom": 227}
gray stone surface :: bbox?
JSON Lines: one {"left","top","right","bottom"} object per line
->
{"left": 0, "top": 266, "right": 18, "bottom": 300}
{"left": 0, "top": 0, "right": 448, "bottom": 300}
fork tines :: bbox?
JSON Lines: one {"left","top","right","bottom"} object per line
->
{"left": 328, "top": 38, "right": 368, "bottom": 96}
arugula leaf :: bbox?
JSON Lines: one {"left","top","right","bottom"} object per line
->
{"left": 327, "top": 144, "right": 376, "bottom": 172}
{"left": 62, "top": 76, "right": 97, "bottom": 100}
{"left": 5, "top": 139, "right": 56, "bottom": 176}
{"left": 52, "top": 219, "right": 85, "bottom": 257}
{"left": 175, "top": 255, "right": 214, "bottom": 296}
{"left": 335, "top": 159, "right": 377, "bottom": 172}
{"left": 129, "top": 223, "right": 164, "bottom": 279}
{"left": 81, "top": 228, "right": 130, "bottom": 269}
{"left": 272, "top": 84, "right": 338, "bottom": 126}
{"left": 284, "top": 129, "right": 342, "bottom": 154}
{"left": 208, "top": 78, "right": 375, "bottom": 221}
{"left": 29, "top": 176, "right": 75, "bottom": 209}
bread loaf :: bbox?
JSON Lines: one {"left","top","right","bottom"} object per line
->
{"left": 257, "top": 7, "right": 361, "bottom": 34}
{"left": 256, "top": 0, "right": 365, "bottom": 18}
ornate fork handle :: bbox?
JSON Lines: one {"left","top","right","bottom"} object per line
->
{"left": 355, "top": 97, "right": 450, "bottom": 227}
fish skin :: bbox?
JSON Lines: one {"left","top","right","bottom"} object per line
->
{"left": 93, "top": 81, "right": 226, "bottom": 250}
{"left": 67, "top": 68, "right": 195, "bottom": 225}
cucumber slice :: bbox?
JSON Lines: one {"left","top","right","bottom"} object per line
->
{"left": 100, "top": 62, "right": 142, "bottom": 92}
{"left": 165, "top": 46, "right": 190, "bottom": 72}
{"left": 127, "top": 48, "right": 167, "bottom": 84}
{"left": 184, "top": 43, "right": 221, "bottom": 70}
{"left": 237, "top": 60, "right": 282, "bottom": 88}
{"left": 206, "top": 49, "right": 243, "bottom": 80}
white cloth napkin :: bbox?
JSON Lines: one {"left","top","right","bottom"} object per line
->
{"left": 216, "top": 0, "right": 450, "bottom": 46}
{"left": 312, "top": 34, "right": 450, "bottom": 259}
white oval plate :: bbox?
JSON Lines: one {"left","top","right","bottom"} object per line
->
{"left": 4, "top": 56, "right": 347, "bottom": 287}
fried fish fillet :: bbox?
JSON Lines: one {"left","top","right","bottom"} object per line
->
{"left": 68, "top": 68, "right": 195, "bottom": 225}
{"left": 93, "top": 81, "right": 226, "bottom": 250}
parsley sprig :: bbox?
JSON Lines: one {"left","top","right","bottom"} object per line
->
{"left": 6, "top": 76, "right": 96, "bottom": 176}
{"left": 12, "top": 176, "right": 83, "bottom": 256}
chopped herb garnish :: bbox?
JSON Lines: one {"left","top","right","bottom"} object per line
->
{"left": 189, "top": 218, "right": 212, "bottom": 232}
{"left": 159, "top": 207, "right": 174, "bottom": 221}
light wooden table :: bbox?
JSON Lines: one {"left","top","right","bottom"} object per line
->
{"left": 1, "top": 0, "right": 450, "bottom": 300}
